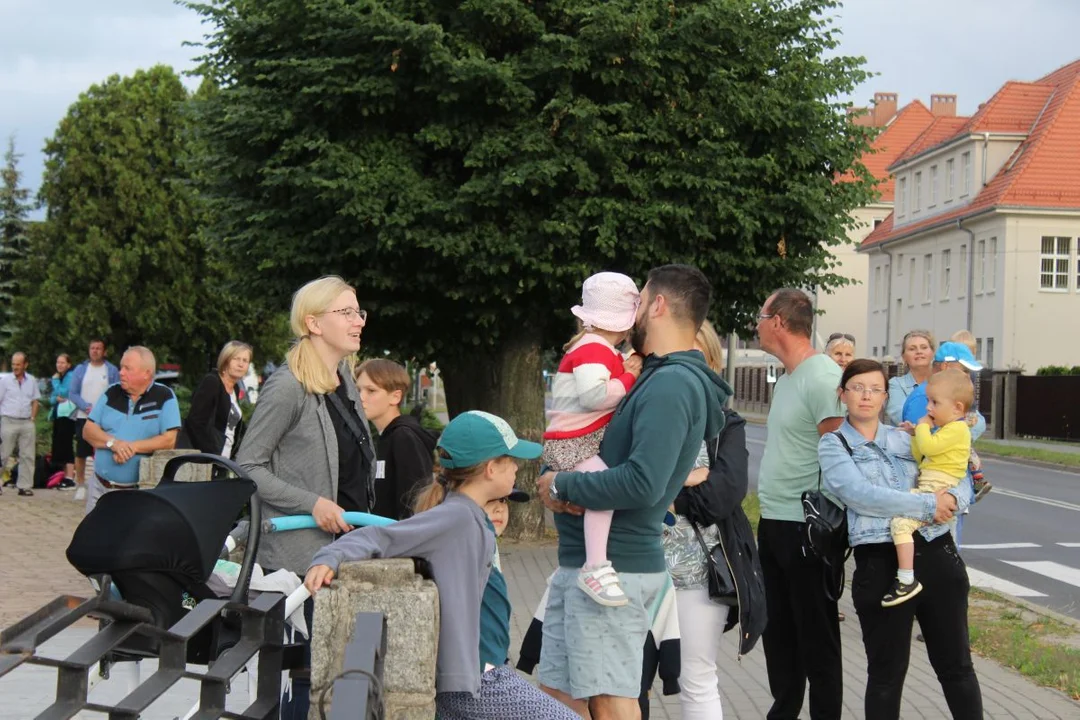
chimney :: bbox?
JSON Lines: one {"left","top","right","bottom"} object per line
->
{"left": 931, "top": 94, "right": 957, "bottom": 117}
{"left": 873, "top": 92, "right": 899, "bottom": 126}
{"left": 848, "top": 105, "right": 874, "bottom": 127}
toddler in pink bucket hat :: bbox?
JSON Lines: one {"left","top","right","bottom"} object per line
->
{"left": 571, "top": 271, "right": 641, "bottom": 332}
{"left": 543, "top": 271, "right": 642, "bottom": 607}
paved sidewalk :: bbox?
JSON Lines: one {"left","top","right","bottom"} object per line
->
{"left": 500, "top": 543, "right": 1080, "bottom": 720}
{"left": 2, "top": 490, "right": 1079, "bottom": 718}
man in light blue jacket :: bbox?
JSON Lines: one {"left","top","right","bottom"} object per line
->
{"left": 68, "top": 339, "right": 120, "bottom": 500}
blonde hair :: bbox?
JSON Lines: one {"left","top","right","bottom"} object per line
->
{"left": 285, "top": 276, "right": 356, "bottom": 395}
{"left": 928, "top": 368, "right": 975, "bottom": 413}
{"left": 695, "top": 319, "right": 725, "bottom": 373}
{"left": 217, "top": 340, "right": 253, "bottom": 374}
{"left": 901, "top": 330, "right": 937, "bottom": 354}
{"left": 412, "top": 451, "right": 506, "bottom": 513}
{"left": 950, "top": 329, "right": 977, "bottom": 356}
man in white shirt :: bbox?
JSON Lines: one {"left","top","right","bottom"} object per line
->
{"left": 0, "top": 352, "right": 41, "bottom": 497}
{"left": 68, "top": 339, "right": 120, "bottom": 501}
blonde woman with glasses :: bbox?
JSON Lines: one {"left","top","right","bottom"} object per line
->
{"left": 237, "top": 275, "right": 375, "bottom": 719}
{"left": 886, "top": 330, "right": 936, "bottom": 425}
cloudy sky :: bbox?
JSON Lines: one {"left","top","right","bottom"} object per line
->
{"left": 3, "top": 0, "right": 1080, "bottom": 210}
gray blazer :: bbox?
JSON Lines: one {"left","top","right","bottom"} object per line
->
{"left": 237, "top": 362, "right": 374, "bottom": 575}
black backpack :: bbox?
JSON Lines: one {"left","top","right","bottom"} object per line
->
{"left": 801, "top": 431, "right": 853, "bottom": 601}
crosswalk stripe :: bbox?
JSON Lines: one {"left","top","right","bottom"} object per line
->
{"left": 992, "top": 487, "right": 1080, "bottom": 512}
{"left": 961, "top": 543, "right": 1041, "bottom": 550}
{"left": 1002, "top": 561, "right": 1080, "bottom": 589}
{"left": 966, "top": 567, "right": 1047, "bottom": 597}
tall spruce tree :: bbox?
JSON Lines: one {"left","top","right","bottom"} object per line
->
{"left": 0, "top": 136, "right": 33, "bottom": 362}
{"left": 188, "top": 0, "right": 877, "bottom": 538}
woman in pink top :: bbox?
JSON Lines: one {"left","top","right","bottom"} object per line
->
{"left": 543, "top": 272, "right": 642, "bottom": 606}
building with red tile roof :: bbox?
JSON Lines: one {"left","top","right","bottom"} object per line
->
{"left": 814, "top": 93, "right": 945, "bottom": 350}
{"left": 859, "top": 59, "right": 1080, "bottom": 372}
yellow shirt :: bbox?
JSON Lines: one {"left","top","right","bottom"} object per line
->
{"left": 913, "top": 420, "right": 971, "bottom": 478}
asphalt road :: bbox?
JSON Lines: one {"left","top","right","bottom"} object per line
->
{"left": 743, "top": 422, "right": 1080, "bottom": 620}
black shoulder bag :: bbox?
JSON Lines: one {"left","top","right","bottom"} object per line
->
{"left": 801, "top": 430, "right": 853, "bottom": 602}
{"left": 691, "top": 521, "right": 739, "bottom": 606}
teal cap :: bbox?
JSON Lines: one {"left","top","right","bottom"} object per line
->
{"left": 438, "top": 411, "right": 543, "bottom": 469}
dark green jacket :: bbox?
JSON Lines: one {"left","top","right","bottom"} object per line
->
{"left": 554, "top": 350, "right": 731, "bottom": 573}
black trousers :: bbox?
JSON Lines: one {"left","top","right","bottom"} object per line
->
{"left": 852, "top": 534, "right": 983, "bottom": 719}
{"left": 758, "top": 518, "right": 843, "bottom": 720}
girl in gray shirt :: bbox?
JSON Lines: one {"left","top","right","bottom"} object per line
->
{"left": 306, "top": 411, "right": 577, "bottom": 718}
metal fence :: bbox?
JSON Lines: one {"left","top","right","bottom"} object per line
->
{"left": 1014, "top": 375, "right": 1080, "bottom": 441}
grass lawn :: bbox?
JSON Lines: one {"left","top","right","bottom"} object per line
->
{"left": 968, "top": 588, "right": 1080, "bottom": 700}
{"left": 975, "top": 440, "right": 1080, "bottom": 469}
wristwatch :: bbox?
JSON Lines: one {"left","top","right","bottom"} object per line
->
{"left": 106, "top": 439, "right": 115, "bottom": 450}
{"left": 549, "top": 475, "right": 560, "bottom": 501}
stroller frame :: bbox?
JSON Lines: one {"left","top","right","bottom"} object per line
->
{"left": 0, "top": 453, "right": 292, "bottom": 720}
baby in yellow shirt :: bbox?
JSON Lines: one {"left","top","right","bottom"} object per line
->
{"left": 884, "top": 369, "right": 974, "bottom": 607}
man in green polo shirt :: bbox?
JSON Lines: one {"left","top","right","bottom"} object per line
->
{"left": 756, "top": 288, "right": 844, "bottom": 720}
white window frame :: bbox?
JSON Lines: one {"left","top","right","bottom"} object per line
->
{"left": 977, "top": 239, "right": 986, "bottom": 293}
{"left": 874, "top": 266, "right": 882, "bottom": 306}
{"left": 988, "top": 237, "right": 997, "bottom": 291}
{"left": 897, "top": 177, "right": 907, "bottom": 217}
{"left": 1040, "top": 236, "right": 1071, "bottom": 292}
{"left": 898, "top": 253, "right": 904, "bottom": 275}
{"left": 930, "top": 165, "right": 939, "bottom": 206}
{"left": 961, "top": 152, "right": 972, "bottom": 196}
{"left": 946, "top": 158, "right": 955, "bottom": 200}
{"left": 908, "top": 257, "right": 916, "bottom": 306}
{"left": 914, "top": 172, "right": 922, "bottom": 212}
{"left": 923, "top": 254, "right": 933, "bottom": 302}
{"left": 941, "top": 249, "right": 951, "bottom": 298}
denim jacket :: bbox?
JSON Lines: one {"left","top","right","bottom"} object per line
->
{"left": 817, "top": 419, "right": 970, "bottom": 547}
{"left": 885, "top": 372, "right": 916, "bottom": 425}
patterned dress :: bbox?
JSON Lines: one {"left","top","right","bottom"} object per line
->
{"left": 661, "top": 441, "right": 720, "bottom": 590}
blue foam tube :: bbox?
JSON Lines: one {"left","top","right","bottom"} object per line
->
{"left": 266, "top": 511, "right": 396, "bottom": 533}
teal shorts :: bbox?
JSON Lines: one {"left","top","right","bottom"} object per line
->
{"left": 537, "top": 566, "right": 669, "bottom": 700}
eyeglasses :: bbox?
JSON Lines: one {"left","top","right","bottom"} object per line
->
{"left": 322, "top": 308, "right": 368, "bottom": 322}
{"left": 845, "top": 384, "right": 886, "bottom": 397}
{"left": 828, "top": 332, "right": 856, "bottom": 343}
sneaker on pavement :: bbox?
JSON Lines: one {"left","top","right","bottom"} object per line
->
{"left": 882, "top": 579, "right": 922, "bottom": 607}
{"left": 74, "top": 485, "right": 87, "bottom": 501}
{"left": 577, "top": 562, "right": 629, "bottom": 607}
{"left": 57, "top": 477, "right": 76, "bottom": 490}
{"left": 974, "top": 481, "right": 992, "bottom": 502}
{"left": 17, "top": 488, "right": 34, "bottom": 497}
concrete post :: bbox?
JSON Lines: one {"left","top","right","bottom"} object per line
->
{"left": 138, "top": 449, "right": 211, "bottom": 488}
{"left": 991, "top": 371, "right": 1006, "bottom": 440}
{"left": 1003, "top": 371, "right": 1020, "bottom": 440}
{"left": 309, "top": 559, "right": 439, "bottom": 720}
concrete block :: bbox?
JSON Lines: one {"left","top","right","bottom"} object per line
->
{"left": 137, "top": 449, "right": 211, "bottom": 488}
{"left": 309, "top": 558, "right": 439, "bottom": 720}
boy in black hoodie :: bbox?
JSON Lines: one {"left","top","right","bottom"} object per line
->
{"left": 356, "top": 359, "right": 439, "bottom": 519}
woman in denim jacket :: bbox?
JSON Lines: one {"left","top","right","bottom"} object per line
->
{"left": 818, "top": 358, "right": 983, "bottom": 720}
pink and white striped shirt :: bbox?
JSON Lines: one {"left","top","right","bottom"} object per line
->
{"left": 544, "top": 334, "right": 636, "bottom": 440}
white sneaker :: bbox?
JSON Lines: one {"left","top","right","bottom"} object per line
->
{"left": 74, "top": 486, "right": 87, "bottom": 501}
{"left": 577, "top": 562, "right": 629, "bottom": 607}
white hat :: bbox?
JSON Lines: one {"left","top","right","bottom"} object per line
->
{"left": 571, "top": 272, "right": 641, "bottom": 332}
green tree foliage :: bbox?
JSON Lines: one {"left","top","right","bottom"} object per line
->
{"left": 11, "top": 65, "right": 287, "bottom": 378}
{"left": 0, "top": 136, "right": 33, "bottom": 361}
{"left": 189, "top": 0, "right": 876, "bottom": 537}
